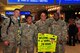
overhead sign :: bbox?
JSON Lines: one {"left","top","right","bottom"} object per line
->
{"left": 5, "top": 11, "right": 31, "bottom": 15}
{"left": 38, "top": 33, "right": 57, "bottom": 52}
{"left": 5, "top": 11, "right": 14, "bottom": 15}
{"left": 56, "top": 0, "right": 80, "bottom": 5}
{"left": 7, "top": 0, "right": 54, "bottom": 5}
{"left": 20, "top": 11, "right": 31, "bottom": 15}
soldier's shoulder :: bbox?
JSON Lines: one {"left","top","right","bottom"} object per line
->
{"left": 21, "top": 22, "right": 25, "bottom": 24}
{"left": 36, "top": 20, "right": 41, "bottom": 23}
{"left": 21, "top": 23, "right": 26, "bottom": 27}
{"left": 4, "top": 18, "right": 10, "bottom": 21}
{"left": 35, "top": 20, "right": 41, "bottom": 25}
{"left": 46, "top": 18, "right": 54, "bottom": 22}
{"left": 47, "top": 18, "right": 54, "bottom": 20}
{"left": 3, "top": 18, "right": 10, "bottom": 23}
{"left": 31, "top": 24, "right": 37, "bottom": 30}
{"left": 59, "top": 20, "right": 67, "bottom": 26}
{"left": 32, "top": 24, "right": 37, "bottom": 27}
{"left": 59, "top": 19, "right": 66, "bottom": 23}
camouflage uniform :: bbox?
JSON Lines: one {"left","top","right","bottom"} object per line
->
{"left": 20, "top": 23, "right": 38, "bottom": 53}
{"left": 35, "top": 19, "right": 53, "bottom": 53}
{"left": 49, "top": 19, "right": 67, "bottom": 53}
{"left": 1, "top": 16, "right": 21, "bottom": 53}
{"left": 35, "top": 19, "right": 51, "bottom": 33}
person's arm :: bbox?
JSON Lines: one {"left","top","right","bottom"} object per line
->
{"left": 49, "top": 22, "right": 53, "bottom": 34}
{"left": 34, "top": 25, "right": 38, "bottom": 46}
{"left": 1, "top": 18, "right": 10, "bottom": 41}
{"left": 61, "top": 21, "right": 68, "bottom": 44}
{"left": 75, "top": 24, "right": 78, "bottom": 34}
{"left": 46, "top": 19, "right": 54, "bottom": 33}
{"left": 35, "top": 21, "right": 39, "bottom": 33}
{"left": 1, "top": 18, "right": 10, "bottom": 46}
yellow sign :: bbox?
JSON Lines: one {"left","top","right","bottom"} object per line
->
{"left": 38, "top": 33, "right": 57, "bottom": 52}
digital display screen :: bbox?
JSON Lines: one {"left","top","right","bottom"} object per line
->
{"left": 8, "top": 0, "right": 54, "bottom": 5}
{"left": 56, "top": 0, "right": 80, "bottom": 5}
{"left": 5, "top": 11, "right": 31, "bottom": 15}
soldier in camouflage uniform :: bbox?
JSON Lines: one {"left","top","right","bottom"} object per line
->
{"left": 35, "top": 12, "right": 50, "bottom": 33}
{"left": 49, "top": 13, "right": 67, "bottom": 53}
{"left": 20, "top": 15, "right": 38, "bottom": 53}
{"left": 35, "top": 12, "right": 52, "bottom": 53}
{"left": 1, "top": 9, "right": 21, "bottom": 53}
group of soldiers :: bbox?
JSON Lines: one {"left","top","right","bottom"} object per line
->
{"left": 1, "top": 9, "right": 67, "bottom": 53}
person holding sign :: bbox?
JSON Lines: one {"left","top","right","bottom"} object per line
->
{"left": 35, "top": 11, "right": 52, "bottom": 53}
{"left": 20, "top": 15, "right": 38, "bottom": 53}
{"left": 49, "top": 13, "right": 67, "bottom": 53}
{"left": 35, "top": 11, "right": 50, "bottom": 34}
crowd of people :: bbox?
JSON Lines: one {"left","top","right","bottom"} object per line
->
{"left": 0, "top": 8, "right": 80, "bottom": 53}
{"left": 67, "top": 17, "right": 80, "bottom": 46}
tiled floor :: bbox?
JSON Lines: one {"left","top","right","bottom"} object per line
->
{"left": 65, "top": 44, "right": 80, "bottom": 53}
{"left": 0, "top": 42, "right": 80, "bottom": 53}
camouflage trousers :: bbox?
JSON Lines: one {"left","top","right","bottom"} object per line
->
{"left": 3, "top": 42, "right": 17, "bottom": 53}
{"left": 19, "top": 44, "right": 34, "bottom": 53}
{"left": 56, "top": 44, "right": 65, "bottom": 53}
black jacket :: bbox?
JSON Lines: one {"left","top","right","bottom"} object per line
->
{"left": 68, "top": 24, "right": 78, "bottom": 35}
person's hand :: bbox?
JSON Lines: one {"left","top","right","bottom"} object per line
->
{"left": 50, "top": 39, "right": 55, "bottom": 44}
{"left": 59, "top": 40, "right": 63, "bottom": 44}
{"left": 41, "top": 32, "right": 45, "bottom": 34}
{"left": 4, "top": 41, "right": 9, "bottom": 46}
{"left": 65, "top": 35, "right": 69, "bottom": 41}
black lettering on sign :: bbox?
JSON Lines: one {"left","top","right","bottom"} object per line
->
{"left": 42, "top": 37, "right": 48, "bottom": 39}
{"left": 45, "top": 43, "right": 51, "bottom": 45}
{"left": 50, "top": 38, "right": 55, "bottom": 40}
{"left": 39, "top": 37, "right": 42, "bottom": 39}
{"left": 41, "top": 40, "right": 43, "bottom": 42}
{"left": 39, "top": 37, "right": 48, "bottom": 39}
{"left": 41, "top": 43, "right": 44, "bottom": 45}
{"left": 44, "top": 40, "right": 50, "bottom": 42}
{"left": 38, "top": 40, "right": 40, "bottom": 42}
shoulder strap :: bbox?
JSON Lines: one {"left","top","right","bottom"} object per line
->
{"left": 6, "top": 17, "right": 15, "bottom": 34}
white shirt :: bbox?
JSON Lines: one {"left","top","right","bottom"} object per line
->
{"left": 75, "top": 19, "right": 80, "bottom": 27}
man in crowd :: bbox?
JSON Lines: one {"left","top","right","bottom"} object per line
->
{"left": 19, "top": 15, "right": 38, "bottom": 53}
{"left": 1, "top": 9, "right": 21, "bottom": 53}
{"left": 49, "top": 13, "right": 67, "bottom": 53}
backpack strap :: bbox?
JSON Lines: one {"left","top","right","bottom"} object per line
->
{"left": 6, "top": 17, "right": 15, "bottom": 34}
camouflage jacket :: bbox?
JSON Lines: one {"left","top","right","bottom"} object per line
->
{"left": 49, "top": 19, "right": 67, "bottom": 44}
{"left": 1, "top": 16, "right": 21, "bottom": 43}
{"left": 21, "top": 23, "right": 38, "bottom": 46}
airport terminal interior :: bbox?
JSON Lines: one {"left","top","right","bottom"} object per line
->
{"left": 0, "top": 0, "right": 80, "bottom": 53}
